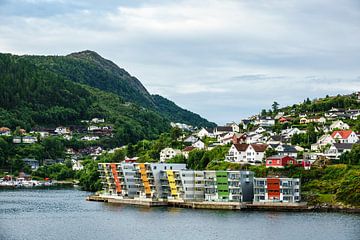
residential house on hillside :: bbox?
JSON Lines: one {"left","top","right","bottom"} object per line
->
{"left": 300, "top": 117, "right": 326, "bottom": 124}
{"left": 329, "top": 120, "right": 350, "bottom": 131}
{"left": 324, "top": 143, "right": 353, "bottom": 160}
{"left": 91, "top": 118, "right": 105, "bottom": 123}
{"left": 273, "top": 144, "right": 298, "bottom": 158}
{"left": 213, "top": 126, "right": 233, "bottom": 136}
{"left": 331, "top": 130, "right": 359, "bottom": 143}
{"left": 245, "top": 133, "right": 267, "bottom": 144}
{"left": 183, "top": 135, "right": 198, "bottom": 144}
{"left": 226, "top": 143, "right": 268, "bottom": 165}
{"left": 311, "top": 134, "right": 335, "bottom": 151}
{"left": 197, "top": 127, "right": 213, "bottom": 139}
{"left": 160, "top": 148, "right": 182, "bottom": 162}
{"left": 22, "top": 136, "right": 37, "bottom": 144}
{"left": 225, "top": 122, "right": 240, "bottom": 132}
{"left": 55, "top": 126, "right": 71, "bottom": 135}
{"left": 266, "top": 155, "right": 297, "bottom": 168}
{"left": 258, "top": 117, "right": 275, "bottom": 127}
{"left": 192, "top": 140, "right": 205, "bottom": 149}
{"left": 22, "top": 158, "right": 39, "bottom": 170}
{"left": 254, "top": 127, "right": 266, "bottom": 134}
{"left": 0, "top": 127, "right": 11, "bottom": 136}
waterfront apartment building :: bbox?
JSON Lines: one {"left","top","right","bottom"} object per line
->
{"left": 253, "top": 177, "right": 300, "bottom": 203}
{"left": 204, "top": 171, "right": 254, "bottom": 202}
{"left": 98, "top": 163, "right": 300, "bottom": 203}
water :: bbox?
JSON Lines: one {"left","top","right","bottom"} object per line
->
{"left": 0, "top": 188, "right": 359, "bottom": 240}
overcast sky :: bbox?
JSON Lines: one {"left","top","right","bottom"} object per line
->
{"left": 1, "top": 0, "right": 359, "bottom": 124}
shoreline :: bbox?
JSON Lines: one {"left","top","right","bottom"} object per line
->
{"left": 86, "top": 194, "right": 360, "bottom": 213}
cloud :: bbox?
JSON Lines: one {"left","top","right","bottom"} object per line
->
{"left": 0, "top": 0, "right": 359, "bottom": 124}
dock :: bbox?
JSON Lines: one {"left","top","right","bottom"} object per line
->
{"left": 86, "top": 195, "right": 311, "bottom": 211}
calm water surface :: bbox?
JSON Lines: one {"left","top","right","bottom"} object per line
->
{"left": 0, "top": 188, "right": 359, "bottom": 240}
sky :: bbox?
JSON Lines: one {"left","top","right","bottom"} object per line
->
{"left": 0, "top": 0, "right": 359, "bottom": 124}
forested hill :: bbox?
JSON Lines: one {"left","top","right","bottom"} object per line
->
{"left": 22, "top": 50, "right": 215, "bottom": 128}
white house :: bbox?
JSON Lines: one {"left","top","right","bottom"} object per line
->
{"left": 183, "top": 135, "right": 198, "bottom": 144}
{"left": 226, "top": 122, "right": 240, "bottom": 133}
{"left": 324, "top": 143, "right": 353, "bottom": 160}
{"left": 331, "top": 130, "right": 359, "bottom": 143}
{"left": 226, "top": 143, "right": 268, "bottom": 165}
{"left": 329, "top": 120, "right": 350, "bottom": 131}
{"left": 72, "top": 160, "right": 84, "bottom": 171}
{"left": 213, "top": 126, "right": 233, "bottom": 136}
{"left": 254, "top": 127, "right": 266, "bottom": 134}
{"left": 22, "top": 136, "right": 38, "bottom": 144}
{"left": 88, "top": 125, "right": 101, "bottom": 131}
{"left": 55, "top": 126, "right": 71, "bottom": 135}
{"left": 81, "top": 136, "right": 100, "bottom": 141}
{"left": 197, "top": 128, "right": 213, "bottom": 139}
{"left": 192, "top": 140, "right": 205, "bottom": 149}
{"left": 311, "top": 134, "right": 335, "bottom": 151}
{"left": 160, "top": 147, "right": 182, "bottom": 162}
{"left": 258, "top": 117, "right": 275, "bottom": 127}
{"left": 91, "top": 118, "right": 105, "bottom": 123}
{"left": 274, "top": 144, "right": 298, "bottom": 158}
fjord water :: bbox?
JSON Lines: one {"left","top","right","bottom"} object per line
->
{"left": 0, "top": 189, "right": 359, "bottom": 240}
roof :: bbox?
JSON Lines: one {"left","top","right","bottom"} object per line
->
{"left": 216, "top": 126, "right": 233, "bottom": 132}
{"left": 0, "top": 127, "right": 10, "bottom": 132}
{"left": 331, "top": 130, "right": 354, "bottom": 139}
{"left": 233, "top": 143, "right": 249, "bottom": 152}
{"left": 278, "top": 145, "right": 297, "bottom": 153}
{"left": 267, "top": 155, "right": 295, "bottom": 160}
{"left": 250, "top": 144, "right": 268, "bottom": 152}
{"left": 183, "top": 146, "right": 196, "bottom": 152}
{"left": 332, "top": 143, "right": 353, "bottom": 150}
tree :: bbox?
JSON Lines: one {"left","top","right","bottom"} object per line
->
{"left": 265, "top": 148, "right": 278, "bottom": 158}
{"left": 272, "top": 101, "right": 279, "bottom": 113}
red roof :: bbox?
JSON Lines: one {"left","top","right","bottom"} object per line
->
{"left": 183, "top": 146, "right": 196, "bottom": 152}
{"left": 331, "top": 130, "right": 353, "bottom": 139}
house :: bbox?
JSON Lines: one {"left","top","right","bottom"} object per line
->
{"left": 274, "top": 144, "right": 298, "bottom": 158}
{"left": 0, "top": 127, "right": 11, "bottom": 136}
{"left": 160, "top": 147, "right": 182, "bottom": 162}
{"left": 72, "top": 160, "right": 84, "bottom": 171}
{"left": 91, "top": 118, "right": 105, "bottom": 123}
{"left": 22, "top": 136, "right": 37, "bottom": 144}
{"left": 331, "top": 130, "right": 359, "bottom": 143}
{"left": 213, "top": 126, "right": 233, "bottom": 136}
{"left": 81, "top": 136, "right": 100, "bottom": 141}
{"left": 311, "top": 134, "right": 335, "bottom": 151}
{"left": 245, "top": 133, "right": 267, "bottom": 144}
{"left": 350, "top": 112, "right": 360, "bottom": 120}
{"left": 259, "top": 117, "right": 275, "bottom": 127}
{"left": 197, "top": 127, "right": 213, "bottom": 139}
{"left": 299, "top": 117, "right": 308, "bottom": 124}
{"left": 88, "top": 125, "right": 101, "bottom": 131}
{"left": 329, "top": 120, "right": 350, "bottom": 131}
{"left": 278, "top": 117, "right": 290, "bottom": 124}
{"left": 183, "top": 135, "right": 198, "bottom": 144}
{"left": 266, "top": 155, "right": 297, "bottom": 168}
{"left": 226, "top": 122, "right": 240, "bottom": 132}
{"left": 324, "top": 143, "right": 353, "bottom": 160}
{"left": 254, "top": 127, "right": 266, "bottom": 134}
{"left": 267, "top": 135, "right": 283, "bottom": 145}
{"left": 12, "top": 136, "right": 22, "bottom": 144}
{"left": 226, "top": 143, "right": 268, "bottom": 165}
{"left": 22, "top": 158, "right": 39, "bottom": 170}
{"left": 232, "top": 133, "right": 246, "bottom": 144}
{"left": 55, "top": 126, "right": 71, "bottom": 135}
{"left": 192, "top": 140, "right": 205, "bottom": 149}
{"left": 281, "top": 128, "right": 304, "bottom": 138}
{"left": 182, "top": 146, "right": 196, "bottom": 159}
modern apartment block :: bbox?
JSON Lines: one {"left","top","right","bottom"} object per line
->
{"left": 204, "top": 170, "right": 254, "bottom": 202}
{"left": 253, "top": 177, "right": 300, "bottom": 203}
{"left": 98, "top": 163, "right": 300, "bottom": 203}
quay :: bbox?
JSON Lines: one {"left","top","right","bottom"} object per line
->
{"left": 86, "top": 194, "right": 309, "bottom": 211}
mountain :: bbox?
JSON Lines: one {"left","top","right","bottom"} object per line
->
{"left": 27, "top": 50, "right": 215, "bottom": 127}
{"left": 0, "top": 51, "right": 215, "bottom": 145}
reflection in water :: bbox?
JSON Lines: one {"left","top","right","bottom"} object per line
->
{"left": 0, "top": 189, "right": 359, "bottom": 240}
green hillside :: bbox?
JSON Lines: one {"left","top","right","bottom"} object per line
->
{"left": 18, "top": 50, "right": 215, "bottom": 127}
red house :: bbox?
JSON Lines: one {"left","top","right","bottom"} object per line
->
{"left": 266, "top": 155, "right": 297, "bottom": 168}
